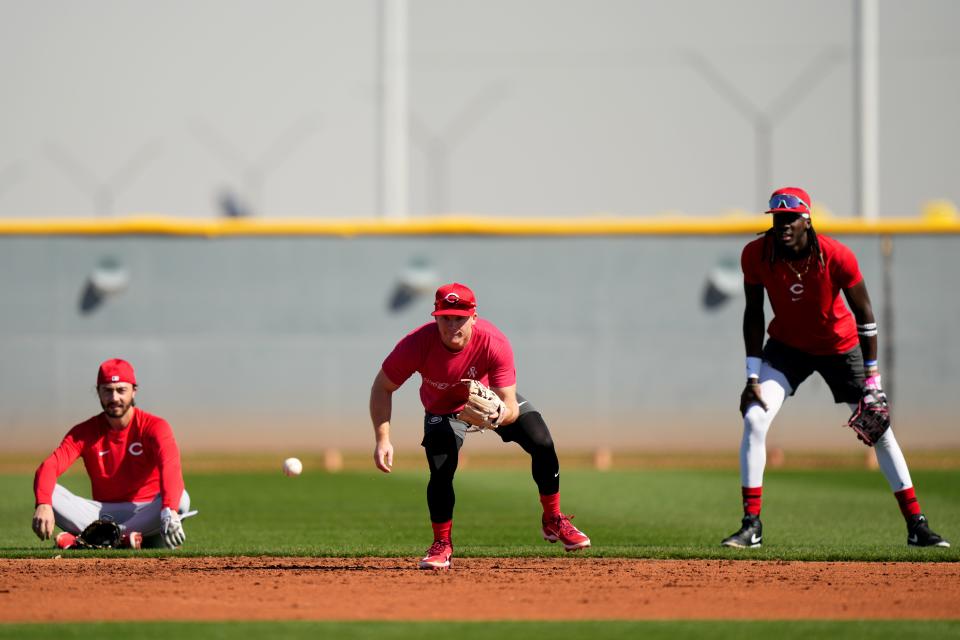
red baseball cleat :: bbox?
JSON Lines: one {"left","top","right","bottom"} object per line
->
{"left": 55, "top": 532, "right": 77, "bottom": 550}
{"left": 121, "top": 531, "right": 143, "bottom": 550}
{"left": 418, "top": 539, "right": 453, "bottom": 569}
{"left": 542, "top": 513, "right": 591, "bottom": 551}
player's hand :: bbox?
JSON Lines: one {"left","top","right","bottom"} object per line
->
{"left": 863, "top": 373, "right": 888, "bottom": 405}
{"left": 739, "top": 380, "right": 768, "bottom": 416}
{"left": 160, "top": 507, "right": 186, "bottom": 548}
{"left": 374, "top": 439, "right": 394, "bottom": 473}
{"left": 32, "top": 503, "right": 55, "bottom": 540}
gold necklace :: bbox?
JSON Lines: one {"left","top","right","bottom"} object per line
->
{"left": 782, "top": 252, "right": 813, "bottom": 281}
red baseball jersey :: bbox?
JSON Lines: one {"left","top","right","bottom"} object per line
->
{"left": 382, "top": 318, "right": 516, "bottom": 414}
{"left": 34, "top": 407, "right": 185, "bottom": 509}
{"left": 741, "top": 233, "right": 862, "bottom": 355}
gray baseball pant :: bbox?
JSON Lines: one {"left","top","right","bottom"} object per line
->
{"left": 52, "top": 483, "right": 192, "bottom": 536}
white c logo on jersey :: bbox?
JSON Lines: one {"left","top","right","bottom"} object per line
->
{"left": 128, "top": 442, "right": 144, "bottom": 456}
{"left": 790, "top": 283, "right": 804, "bottom": 301}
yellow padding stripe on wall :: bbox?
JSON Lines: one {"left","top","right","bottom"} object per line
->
{"left": 1, "top": 215, "right": 959, "bottom": 237}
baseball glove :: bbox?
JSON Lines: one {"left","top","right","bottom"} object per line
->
{"left": 73, "top": 518, "right": 122, "bottom": 550}
{"left": 455, "top": 379, "right": 506, "bottom": 432}
{"left": 846, "top": 392, "right": 890, "bottom": 447}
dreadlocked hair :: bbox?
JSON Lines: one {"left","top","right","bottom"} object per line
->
{"left": 759, "top": 223, "right": 825, "bottom": 270}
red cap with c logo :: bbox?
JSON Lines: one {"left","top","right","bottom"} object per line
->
{"left": 431, "top": 283, "right": 477, "bottom": 317}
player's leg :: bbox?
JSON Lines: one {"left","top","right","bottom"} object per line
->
{"left": 874, "top": 430, "right": 949, "bottom": 546}
{"left": 111, "top": 489, "right": 193, "bottom": 548}
{"left": 496, "top": 397, "right": 589, "bottom": 551}
{"left": 51, "top": 484, "right": 103, "bottom": 548}
{"left": 739, "top": 367, "right": 790, "bottom": 492}
{"left": 419, "top": 415, "right": 464, "bottom": 568}
{"left": 824, "top": 348, "right": 950, "bottom": 547}
{"left": 95, "top": 501, "right": 144, "bottom": 549}
{"left": 495, "top": 401, "right": 559, "bottom": 495}
{"left": 842, "top": 402, "right": 949, "bottom": 546}
{"left": 864, "top": 426, "right": 914, "bottom": 493}
{"left": 722, "top": 367, "right": 789, "bottom": 548}
{"left": 723, "top": 340, "right": 812, "bottom": 548}
{"left": 829, "top": 350, "right": 915, "bottom": 494}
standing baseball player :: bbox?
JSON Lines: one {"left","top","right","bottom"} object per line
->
{"left": 722, "top": 187, "right": 949, "bottom": 549}
{"left": 370, "top": 282, "right": 590, "bottom": 569}
{"left": 32, "top": 358, "right": 194, "bottom": 549}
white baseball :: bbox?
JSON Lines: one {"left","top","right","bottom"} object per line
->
{"left": 282, "top": 457, "right": 303, "bottom": 477}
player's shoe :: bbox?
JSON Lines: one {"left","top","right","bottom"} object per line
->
{"left": 418, "top": 539, "right": 453, "bottom": 569}
{"left": 121, "top": 531, "right": 143, "bottom": 550}
{"left": 542, "top": 513, "right": 591, "bottom": 551}
{"left": 54, "top": 532, "right": 77, "bottom": 550}
{"left": 907, "top": 514, "right": 950, "bottom": 548}
{"left": 721, "top": 515, "right": 763, "bottom": 548}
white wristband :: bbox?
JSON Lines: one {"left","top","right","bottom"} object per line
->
{"left": 746, "top": 356, "right": 762, "bottom": 380}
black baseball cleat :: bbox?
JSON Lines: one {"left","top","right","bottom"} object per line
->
{"left": 721, "top": 515, "right": 763, "bottom": 548}
{"left": 907, "top": 514, "right": 950, "bottom": 548}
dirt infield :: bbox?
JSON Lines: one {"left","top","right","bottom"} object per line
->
{"left": 2, "top": 557, "right": 958, "bottom": 622}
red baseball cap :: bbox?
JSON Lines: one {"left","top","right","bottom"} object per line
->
{"left": 97, "top": 358, "right": 137, "bottom": 386}
{"left": 766, "top": 186, "right": 812, "bottom": 217}
{"left": 431, "top": 283, "right": 477, "bottom": 317}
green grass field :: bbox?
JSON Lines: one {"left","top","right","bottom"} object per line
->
{"left": 1, "top": 466, "right": 957, "bottom": 638}
{"left": 1, "top": 467, "right": 957, "bottom": 559}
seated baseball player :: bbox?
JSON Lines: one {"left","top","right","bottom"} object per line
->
{"left": 31, "top": 358, "right": 194, "bottom": 549}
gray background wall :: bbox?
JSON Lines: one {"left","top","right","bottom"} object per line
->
{"left": 1, "top": 235, "right": 956, "bottom": 453}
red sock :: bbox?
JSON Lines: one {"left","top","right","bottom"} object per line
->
{"left": 431, "top": 520, "right": 452, "bottom": 542}
{"left": 742, "top": 486, "right": 763, "bottom": 516}
{"left": 540, "top": 492, "right": 561, "bottom": 518}
{"left": 894, "top": 487, "right": 922, "bottom": 520}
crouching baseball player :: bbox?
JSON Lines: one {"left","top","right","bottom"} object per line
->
{"left": 722, "top": 187, "right": 949, "bottom": 549}
{"left": 31, "top": 359, "right": 195, "bottom": 550}
{"left": 370, "top": 283, "right": 591, "bottom": 570}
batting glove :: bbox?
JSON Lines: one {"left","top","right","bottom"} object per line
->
{"left": 160, "top": 507, "right": 186, "bottom": 549}
{"left": 862, "top": 374, "right": 889, "bottom": 408}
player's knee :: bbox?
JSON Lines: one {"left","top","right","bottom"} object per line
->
{"left": 521, "top": 412, "right": 555, "bottom": 449}
{"left": 532, "top": 436, "right": 555, "bottom": 458}
{"left": 527, "top": 429, "right": 554, "bottom": 453}
{"left": 178, "top": 489, "right": 191, "bottom": 514}
{"left": 743, "top": 406, "right": 770, "bottom": 436}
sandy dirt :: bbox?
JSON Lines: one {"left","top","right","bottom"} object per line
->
{"left": 1, "top": 557, "right": 958, "bottom": 622}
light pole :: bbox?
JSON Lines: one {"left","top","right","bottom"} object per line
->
{"left": 854, "top": 0, "right": 880, "bottom": 220}
{"left": 378, "top": 0, "right": 409, "bottom": 219}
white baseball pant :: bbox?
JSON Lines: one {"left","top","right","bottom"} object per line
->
{"left": 740, "top": 362, "right": 913, "bottom": 491}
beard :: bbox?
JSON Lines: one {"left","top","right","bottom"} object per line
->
{"left": 101, "top": 397, "right": 135, "bottom": 418}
